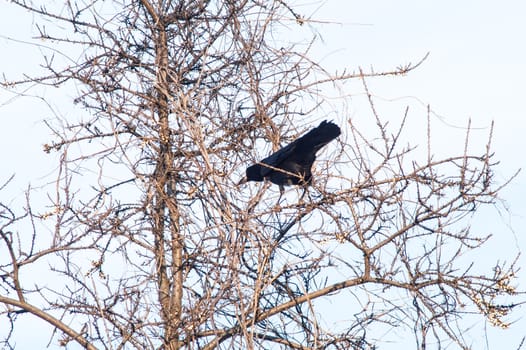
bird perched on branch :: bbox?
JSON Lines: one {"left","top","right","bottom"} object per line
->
{"left": 239, "top": 120, "right": 341, "bottom": 197}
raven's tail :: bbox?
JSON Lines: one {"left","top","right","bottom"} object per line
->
{"left": 302, "top": 120, "right": 341, "bottom": 152}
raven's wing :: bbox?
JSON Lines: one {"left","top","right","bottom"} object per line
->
{"left": 258, "top": 140, "right": 299, "bottom": 177}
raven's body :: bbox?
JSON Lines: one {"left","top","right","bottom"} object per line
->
{"left": 243, "top": 120, "right": 340, "bottom": 191}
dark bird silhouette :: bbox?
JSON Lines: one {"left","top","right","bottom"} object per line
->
{"left": 239, "top": 120, "right": 341, "bottom": 196}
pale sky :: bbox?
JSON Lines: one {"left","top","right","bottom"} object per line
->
{"left": 1, "top": 1, "right": 524, "bottom": 349}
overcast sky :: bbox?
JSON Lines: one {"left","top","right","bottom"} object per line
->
{"left": 1, "top": 1, "right": 525, "bottom": 349}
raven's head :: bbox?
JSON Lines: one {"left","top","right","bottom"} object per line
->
{"left": 245, "top": 164, "right": 264, "bottom": 182}
{"left": 237, "top": 164, "right": 263, "bottom": 186}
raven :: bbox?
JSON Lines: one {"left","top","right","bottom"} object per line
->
{"left": 239, "top": 120, "right": 341, "bottom": 194}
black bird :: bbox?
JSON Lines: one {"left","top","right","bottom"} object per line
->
{"left": 239, "top": 120, "right": 341, "bottom": 195}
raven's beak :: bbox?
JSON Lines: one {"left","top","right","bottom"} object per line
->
{"left": 237, "top": 176, "right": 247, "bottom": 186}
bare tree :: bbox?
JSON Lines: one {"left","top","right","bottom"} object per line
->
{"left": 1, "top": 1, "right": 522, "bottom": 349}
